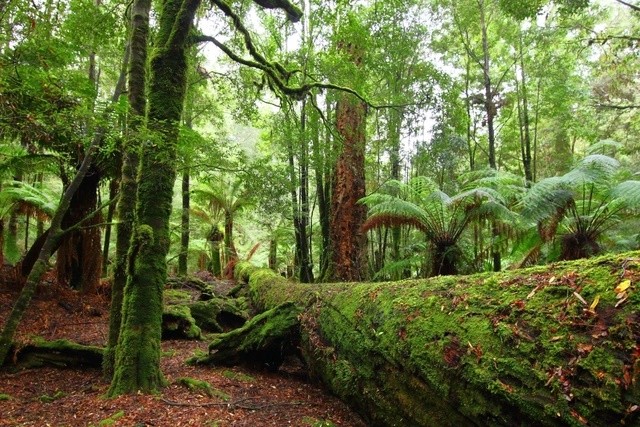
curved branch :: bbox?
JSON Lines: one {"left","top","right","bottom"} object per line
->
{"left": 251, "top": 0, "right": 302, "bottom": 22}
{"left": 614, "top": 0, "right": 640, "bottom": 12}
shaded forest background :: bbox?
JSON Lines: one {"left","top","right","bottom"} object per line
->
{"left": 1, "top": 0, "right": 640, "bottom": 286}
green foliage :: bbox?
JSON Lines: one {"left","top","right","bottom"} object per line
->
{"left": 361, "top": 176, "right": 517, "bottom": 275}
{"left": 520, "top": 154, "right": 640, "bottom": 261}
{"left": 222, "top": 369, "right": 255, "bottom": 382}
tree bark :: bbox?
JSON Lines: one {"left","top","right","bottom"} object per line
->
{"left": 329, "top": 92, "right": 368, "bottom": 282}
{"left": 56, "top": 164, "right": 102, "bottom": 292}
{"left": 178, "top": 168, "right": 190, "bottom": 276}
{"left": 104, "top": 4, "right": 144, "bottom": 377}
{"left": 231, "top": 251, "right": 640, "bottom": 426}
{"left": 101, "top": 178, "right": 119, "bottom": 277}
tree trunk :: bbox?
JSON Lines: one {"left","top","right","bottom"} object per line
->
{"left": 229, "top": 251, "right": 640, "bottom": 426}
{"left": 297, "top": 101, "right": 313, "bottom": 283}
{"left": 329, "top": 91, "right": 368, "bottom": 282}
{"left": 207, "top": 227, "right": 222, "bottom": 277}
{"left": 56, "top": 164, "right": 102, "bottom": 292}
{"left": 108, "top": 0, "right": 201, "bottom": 396}
{"left": 311, "top": 97, "right": 331, "bottom": 281}
{"left": 104, "top": 7, "right": 142, "bottom": 377}
{"left": 178, "top": 168, "right": 190, "bottom": 276}
{"left": 518, "top": 32, "right": 533, "bottom": 185}
{"left": 101, "top": 178, "right": 119, "bottom": 277}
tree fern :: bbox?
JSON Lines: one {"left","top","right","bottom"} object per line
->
{"left": 520, "top": 154, "right": 639, "bottom": 261}
{"left": 361, "top": 176, "right": 515, "bottom": 276}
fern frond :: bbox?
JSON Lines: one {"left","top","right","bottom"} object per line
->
{"left": 520, "top": 177, "right": 573, "bottom": 222}
{"left": 362, "top": 213, "right": 428, "bottom": 234}
{"left": 612, "top": 180, "right": 640, "bottom": 208}
{"left": 564, "top": 154, "right": 619, "bottom": 186}
{"left": 0, "top": 181, "right": 58, "bottom": 219}
{"left": 586, "top": 139, "right": 622, "bottom": 155}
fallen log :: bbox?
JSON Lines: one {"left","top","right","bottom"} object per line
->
{"left": 224, "top": 252, "right": 640, "bottom": 426}
{"left": 190, "top": 301, "right": 300, "bottom": 371}
{"left": 5, "top": 338, "right": 103, "bottom": 369}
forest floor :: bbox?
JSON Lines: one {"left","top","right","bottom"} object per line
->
{"left": 0, "top": 270, "right": 367, "bottom": 427}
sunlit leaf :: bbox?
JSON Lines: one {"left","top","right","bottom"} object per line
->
{"left": 614, "top": 280, "right": 631, "bottom": 294}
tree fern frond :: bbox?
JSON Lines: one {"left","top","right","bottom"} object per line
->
{"left": 612, "top": 180, "right": 640, "bottom": 208}
{"left": 1, "top": 181, "right": 58, "bottom": 219}
{"left": 359, "top": 192, "right": 395, "bottom": 207}
{"left": 563, "top": 154, "right": 619, "bottom": 186}
{"left": 520, "top": 177, "right": 573, "bottom": 222}
{"left": 362, "top": 214, "right": 428, "bottom": 234}
{"left": 366, "top": 198, "right": 428, "bottom": 224}
{"left": 586, "top": 139, "right": 622, "bottom": 155}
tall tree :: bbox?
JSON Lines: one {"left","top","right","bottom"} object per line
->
{"left": 104, "top": 0, "right": 150, "bottom": 378}
{"left": 108, "top": 0, "right": 202, "bottom": 395}
{"left": 330, "top": 90, "right": 368, "bottom": 281}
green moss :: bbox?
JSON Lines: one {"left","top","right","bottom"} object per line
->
{"left": 97, "top": 410, "right": 125, "bottom": 426}
{"left": 163, "top": 289, "right": 192, "bottom": 305}
{"left": 0, "top": 393, "right": 12, "bottom": 401}
{"left": 222, "top": 369, "right": 254, "bottom": 382}
{"left": 40, "top": 390, "right": 66, "bottom": 403}
{"left": 163, "top": 305, "right": 201, "bottom": 339}
{"left": 301, "top": 417, "right": 337, "bottom": 427}
{"left": 238, "top": 251, "right": 640, "bottom": 426}
{"left": 176, "top": 377, "right": 229, "bottom": 400}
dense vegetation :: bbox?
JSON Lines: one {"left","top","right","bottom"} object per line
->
{"left": 1, "top": 0, "right": 639, "bottom": 406}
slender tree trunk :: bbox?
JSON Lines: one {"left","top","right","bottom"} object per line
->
{"left": 297, "top": 101, "right": 313, "bottom": 283}
{"left": 268, "top": 238, "right": 277, "bottom": 271}
{"left": 480, "top": 1, "right": 496, "bottom": 171}
{"left": 311, "top": 98, "right": 331, "bottom": 281}
{"left": 209, "top": 237, "right": 222, "bottom": 277}
{"left": 479, "top": 0, "right": 501, "bottom": 272}
{"left": 518, "top": 33, "right": 533, "bottom": 185}
{"left": 178, "top": 168, "right": 190, "bottom": 275}
{"left": 101, "top": 178, "right": 119, "bottom": 277}
{"left": 388, "top": 105, "right": 403, "bottom": 276}
{"left": 103, "top": 0, "right": 147, "bottom": 378}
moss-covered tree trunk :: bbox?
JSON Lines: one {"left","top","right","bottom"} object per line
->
{"left": 103, "top": 0, "right": 149, "bottom": 378}
{"left": 234, "top": 252, "right": 640, "bottom": 426}
{"left": 108, "top": 0, "right": 201, "bottom": 396}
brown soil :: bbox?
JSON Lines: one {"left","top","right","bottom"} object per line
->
{"left": 0, "top": 272, "right": 367, "bottom": 427}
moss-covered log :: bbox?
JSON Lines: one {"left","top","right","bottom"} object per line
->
{"left": 232, "top": 252, "right": 640, "bottom": 426}
{"left": 191, "top": 302, "right": 300, "bottom": 371}
{"left": 3, "top": 338, "right": 103, "bottom": 369}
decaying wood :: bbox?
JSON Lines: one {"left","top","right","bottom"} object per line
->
{"left": 216, "top": 253, "right": 640, "bottom": 426}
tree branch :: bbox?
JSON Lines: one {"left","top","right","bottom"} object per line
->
{"left": 251, "top": 0, "right": 302, "bottom": 22}
{"left": 593, "top": 103, "right": 640, "bottom": 110}
{"left": 614, "top": 0, "right": 640, "bottom": 12}
{"left": 192, "top": 34, "right": 425, "bottom": 110}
